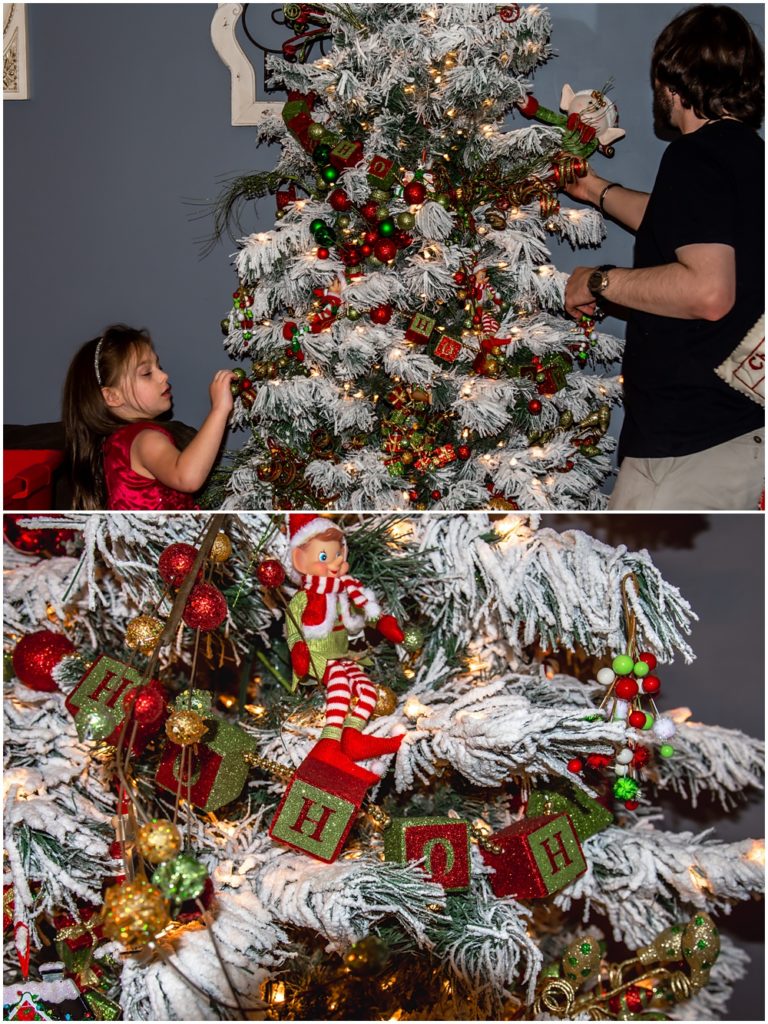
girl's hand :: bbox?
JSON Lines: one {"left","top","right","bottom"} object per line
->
{"left": 210, "top": 370, "right": 236, "bottom": 414}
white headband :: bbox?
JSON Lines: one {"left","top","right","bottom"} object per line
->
{"left": 94, "top": 337, "right": 104, "bottom": 386}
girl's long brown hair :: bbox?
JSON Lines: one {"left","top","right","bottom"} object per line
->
{"left": 62, "top": 325, "right": 153, "bottom": 509}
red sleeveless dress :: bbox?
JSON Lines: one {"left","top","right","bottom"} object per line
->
{"left": 103, "top": 423, "right": 198, "bottom": 510}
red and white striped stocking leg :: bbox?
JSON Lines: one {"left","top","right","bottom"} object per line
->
{"left": 341, "top": 662, "right": 404, "bottom": 762}
{"left": 308, "top": 661, "right": 378, "bottom": 784}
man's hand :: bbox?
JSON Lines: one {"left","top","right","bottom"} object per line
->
{"left": 291, "top": 640, "right": 310, "bottom": 677}
{"left": 563, "top": 166, "right": 607, "bottom": 207}
{"left": 564, "top": 266, "right": 599, "bottom": 320}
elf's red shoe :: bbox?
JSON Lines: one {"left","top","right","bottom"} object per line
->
{"left": 309, "top": 737, "right": 380, "bottom": 785}
{"left": 341, "top": 727, "right": 404, "bottom": 762}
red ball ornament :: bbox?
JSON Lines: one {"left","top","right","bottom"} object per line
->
{"left": 628, "top": 710, "right": 647, "bottom": 729}
{"left": 328, "top": 188, "right": 352, "bottom": 212}
{"left": 341, "top": 245, "right": 362, "bottom": 266}
{"left": 567, "top": 757, "right": 583, "bottom": 774}
{"left": 363, "top": 230, "right": 378, "bottom": 245}
{"left": 637, "top": 651, "right": 657, "bottom": 671}
{"left": 624, "top": 799, "right": 640, "bottom": 812}
{"left": 614, "top": 677, "right": 639, "bottom": 700}
{"left": 403, "top": 180, "right": 427, "bottom": 205}
{"left": 374, "top": 239, "right": 397, "bottom": 262}
{"left": 453, "top": 271, "right": 466, "bottom": 285}
{"left": 641, "top": 674, "right": 661, "bottom": 695}
{"left": 124, "top": 685, "right": 167, "bottom": 728}
{"left": 408, "top": 490, "right": 419, "bottom": 502}
{"left": 586, "top": 753, "right": 611, "bottom": 770}
{"left": 457, "top": 445, "right": 471, "bottom": 460}
{"left": 158, "top": 543, "right": 200, "bottom": 588}
{"left": 12, "top": 630, "right": 75, "bottom": 692}
{"left": 361, "top": 201, "right": 379, "bottom": 221}
{"left": 430, "top": 489, "right": 442, "bottom": 501}
{"left": 182, "top": 583, "right": 228, "bottom": 632}
{"left": 370, "top": 305, "right": 393, "bottom": 325}
{"left": 256, "top": 558, "right": 286, "bottom": 589}
{"left": 528, "top": 399, "right": 542, "bottom": 415}
{"left": 360, "top": 243, "right": 373, "bottom": 258}
{"left": 317, "top": 247, "right": 330, "bottom": 259}
{"left": 282, "top": 322, "right": 298, "bottom": 340}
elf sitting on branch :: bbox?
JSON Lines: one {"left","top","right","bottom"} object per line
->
{"left": 286, "top": 514, "right": 406, "bottom": 783}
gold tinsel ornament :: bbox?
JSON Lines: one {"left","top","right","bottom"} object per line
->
{"left": 101, "top": 877, "right": 169, "bottom": 948}
{"left": 165, "top": 709, "right": 207, "bottom": 746}
{"left": 371, "top": 684, "right": 398, "bottom": 717}
{"left": 209, "top": 532, "right": 233, "bottom": 563}
{"left": 124, "top": 614, "right": 165, "bottom": 654}
{"left": 136, "top": 819, "right": 182, "bottom": 864}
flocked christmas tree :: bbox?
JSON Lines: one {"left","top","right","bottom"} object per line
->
{"left": 214, "top": 3, "right": 626, "bottom": 511}
{"left": 3, "top": 512, "right": 764, "bottom": 1020}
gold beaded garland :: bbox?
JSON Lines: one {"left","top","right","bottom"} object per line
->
{"left": 101, "top": 877, "right": 169, "bottom": 948}
{"left": 124, "top": 615, "right": 165, "bottom": 654}
{"left": 136, "top": 819, "right": 182, "bottom": 864}
{"left": 165, "top": 709, "right": 207, "bottom": 746}
{"left": 209, "top": 532, "right": 233, "bottom": 563}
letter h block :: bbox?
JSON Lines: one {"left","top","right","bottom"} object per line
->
{"left": 64, "top": 655, "right": 143, "bottom": 743}
{"left": 384, "top": 817, "right": 471, "bottom": 892}
{"left": 269, "top": 751, "right": 372, "bottom": 863}
{"left": 480, "top": 813, "right": 586, "bottom": 899}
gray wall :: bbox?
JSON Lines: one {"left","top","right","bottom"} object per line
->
{"left": 4, "top": 4, "right": 764, "bottom": 462}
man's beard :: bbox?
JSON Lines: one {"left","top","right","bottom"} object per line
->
{"left": 652, "top": 83, "right": 677, "bottom": 139}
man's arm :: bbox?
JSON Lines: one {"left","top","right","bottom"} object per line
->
{"left": 565, "top": 168, "right": 650, "bottom": 233}
{"left": 564, "top": 243, "right": 736, "bottom": 322}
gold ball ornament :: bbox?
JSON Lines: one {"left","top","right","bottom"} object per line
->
{"left": 561, "top": 935, "right": 602, "bottom": 986}
{"left": 209, "top": 532, "right": 233, "bottom": 563}
{"left": 125, "top": 614, "right": 164, "bottom": 654}
{"left": 101, "top": 877, "right": 169, "bottom": 948}
{"left": 371, "top": 684, "right": 398, "bottom": 717}
{"left": 136, "top": 819, "right": 182, "bottom": 864}
{"left": 165, "top": 709, "right": 207, "bottom": 746}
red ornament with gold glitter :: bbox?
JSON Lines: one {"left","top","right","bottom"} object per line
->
{"left": 158, "top": 543, "right": 199, "bottom": 588}
{"left": 12, "top": 630, "right": 76, "bottom": 692}
{"left": 182, "top": 582, "right": 228, "bottom": 632}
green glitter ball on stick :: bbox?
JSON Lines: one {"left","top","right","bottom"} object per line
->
{"left": 401, "top": 625, "right": 424, "bottom": 653}
{"left": 613, "top": 776, "right": 639, "bottom": 801}
{"left": 153, "top": 853, "right": 208, "bottom": 902}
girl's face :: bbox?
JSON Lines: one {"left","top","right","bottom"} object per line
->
{"left": 103, "top": 345, "right": 172, "bottom": 421}
{"left": 292, "top": 537, "right": 349, "bottom": 578}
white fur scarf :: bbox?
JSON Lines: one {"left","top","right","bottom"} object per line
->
{"left": 301, "top": 574, "right": 382, "bottom": 638}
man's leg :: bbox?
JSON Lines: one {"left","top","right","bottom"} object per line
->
{"left": 610, "top": 430, "right": 764, "bottom": 510}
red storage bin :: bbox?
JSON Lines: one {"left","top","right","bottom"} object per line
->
{"left": 3, "top": 449, "right": 64, "bottom": 510}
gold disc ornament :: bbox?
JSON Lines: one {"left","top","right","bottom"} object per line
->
{"left": 165, "top": 709, "right": 207, "bottom": 746}
{"left": 124, "top": 615, "right": 165, "bottom": 654}
{"left": 101, "top": 877, "right": 169, "bottom": 948}
{"left": 209, "top": 532, "right": 233, "bottom": 563}
{"left": 136, "top": 819, "right": 182, "bottom": 864}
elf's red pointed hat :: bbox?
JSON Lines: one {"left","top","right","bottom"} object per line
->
{"left": 287, "top": 513, "right": 342, "bottom": 549}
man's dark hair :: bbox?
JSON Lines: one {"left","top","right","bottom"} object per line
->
{"left": 652, "top": 5, "right": 764, "bottom": 128}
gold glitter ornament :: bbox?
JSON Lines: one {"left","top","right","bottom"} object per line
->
{"left": 125, "top": 615, "right": 164, "bottom": 654}
{"left": 561, "top": 935, "right": 602, "bottom": 986}
{"left": 209, "top": 532, "right": 233, "bottom": 562}
{"left": 371, "top": 684, "right": 398, "bottom": 717}
{"left": 136, "top": 819, "right": 182, "bottom": 864}
{"left": 101, "top": 877, "right": 169, "bottom": 948}
{"left": 637, "top": 922, "right": 685, "bottom": 966}
{"left": 681, "top": 911, "right": 720, "bottom": 975}
{"left": 165, "top": 709, "right": 207, "bottom": 746}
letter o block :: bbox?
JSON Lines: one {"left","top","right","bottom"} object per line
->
{"left": 480, "top": 813, "right": 586, "bottom": 899}
{"left": 384, "top": 817, "right": 471, "bottom": 892}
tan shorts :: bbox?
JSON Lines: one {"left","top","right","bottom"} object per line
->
{"left": 609, "top": 429, "right": 764, "bottom": 510}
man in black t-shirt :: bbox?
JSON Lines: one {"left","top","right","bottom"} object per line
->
{"left": 564, "top": 5, "right": 764, "bottom": 510}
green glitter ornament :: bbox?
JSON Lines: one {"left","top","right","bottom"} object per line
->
{"left": 312, "top": 143, "right": 332, "bottom": 165}
{"left": 613, "top": 777, "right": 639, "bottom": 801}
{"left": 80, "top": 705, "right": 113, "bottom": 742}
{"left": 401, "top": 624, "right": 424, "bottom": 653}
{"left": 396, "top": 212, "right": 416, "bottom": 230}
{"left": 153, "top": 853, "right": 208, "bottom": 902}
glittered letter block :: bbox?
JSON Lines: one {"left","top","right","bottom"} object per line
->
{"left": 367, "top": 154, "right": 395, "bottom": 188}
{"left": 384, "top": 817, "right": 471, "bottom": 892}
{"left": 526, "top": 782, "right": 613, "bottom": 841}
{"left": 480, "top": 813, "right": 586, "bottom": 899}
{"left": 330, "top": 139, "right": 364, "bottom": 170}
{"left": 434, "top": 335, "right": 462, "bottom": 363}
{"left": 155, "top": 718, "right": 256, "bottom": 812}
{"left": 64, "top": 655, "right": 143, "bottom": 742}
{"left": 405, "top": 313, "right": 436, "bottom": 344}
{"left": 269, "top": 752, "right": 372, "bottom": 863}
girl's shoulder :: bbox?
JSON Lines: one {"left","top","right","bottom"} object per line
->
{"left": 104, "top": 421, "right": 173, "bottom": 452}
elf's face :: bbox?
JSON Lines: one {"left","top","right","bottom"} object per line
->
{"left": 292, "top": 537, "right": 349, "bottom": 578}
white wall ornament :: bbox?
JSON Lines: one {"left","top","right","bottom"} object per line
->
{"left": 211, "top": 3, "right": 282, "bottom": 125}
{"left": 4, "top": 3, "right": 29, "bottom": 100}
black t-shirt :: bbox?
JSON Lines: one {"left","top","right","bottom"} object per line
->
{"left": 620, "top": 119, "right": 764, "bottom": 460}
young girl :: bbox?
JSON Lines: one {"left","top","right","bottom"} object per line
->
{"left": 62, "top": 324, "right": 235, "bottom": 510}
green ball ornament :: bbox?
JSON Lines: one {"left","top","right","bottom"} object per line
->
{"left": 375, "top": 204, "right": 390, "bottom": 221}
{"left": 81, "top": 706, "right": 114, "bottom": 742}
{"left": 401, "top": 624, "right": 425, "bottom": 653}
{"left": 307, "top": 123, "right": 326, "bottom": 141}
{"left": 343, "top": 935, "right": 390, "bottom": 976}
{"left": 633, "top": 660, "right": 650, "bottom": 678}
{"left": 613, "top": 776, "right": 639, "bottom": 801}
{"left": 310, "top": 218, "right": 326, "bottom": 235}
{"left": 347, "top": 308, "right": 361, "bottom": 321}
{"left": 435, "top": 194, "right": 451, "bottom": 208}
{"left": 463, "top": 318, "right": 474, "bottom": 330}
{"left": 313, "top": 143, "right": 332, "bottom": 166}
{"left": 370, "top": 188, "right": 392, "bottom": 203}
{"left": 396, "top": 212, "right": 416, "bottom": 230}
{"left": 387, "top": 462, "right": 404, "bottom": 477}
{"left": 322, "top": 165, "right": 340, "bottom": 185}
{"left": 612, "top": 654, "right": 634, "bottom": 676}
{"left": 153, "top": 853, "right": 208, "bottom": 902}
{"left": 378, "top": 217, "right": 396, "bottom": 237}
{"left": 659, "top": 744, "right": 675, "bottom": 758}
{"left": 642, "top": 712, "right": 655, "bottom": 730}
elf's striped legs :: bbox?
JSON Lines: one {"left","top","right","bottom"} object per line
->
{"left": 320, "top": 659, "right": 404, "bottom": 762}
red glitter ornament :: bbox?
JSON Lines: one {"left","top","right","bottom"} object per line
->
{"left": 374, "top": 238, "right": 397, "bottom": 262}
{"left": 457, "top": 445, "right": 471, "bottom": 460}
{"left": 183, "top": 583, "right": 228, "bottom": 632}
{"left": 125, "top": 684, "right": 167, "bottom": 728}
{"left": 12, "top": 630, "right": 75, "bottom": 692}
{"left": 158, "top": 543, "right": 200, "bottom": 588}
{"left": 430, "top": 489, "right": 442, "bottom": 501}
{"left": 360, "top": 201, "right": 379, "bottom": 221}
{"left": 370, "top": 305, "right": 393, "bottom": 325}
{"left": 631, "top": 746, "right": 650, "bottom": 768}
{"left": 586, "top": 753, "right": 611, "bottom": 770}
{"left": 328, "top": 188, "right": 352, "bottom": 212}
{"left": 403, "top": 180, "right": 427, "bottom": 205}
{"left": 256, "top": 559, "right": 286, "bottom": 589}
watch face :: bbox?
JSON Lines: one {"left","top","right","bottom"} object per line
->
{"left": 588, "top": 270, "right": 604, "bottom": 293}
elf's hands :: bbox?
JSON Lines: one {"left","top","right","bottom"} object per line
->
{"left": 376, "top": 614, "right": 404, "bottom": 644}
{"left": 291, "top": 640, "right": 310, "bottom": 677}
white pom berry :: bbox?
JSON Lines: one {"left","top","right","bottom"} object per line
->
{"left": 596, "top": 667, "right": 616, "bottom": 686}
{"left": 616, "top": 748, "right": 634, "bottom": 764}
{"left": 612, "top": 699, "right": 629, "bottom": 721}
{"left": 653, "top": 716, "right": 676, "bottom": 740}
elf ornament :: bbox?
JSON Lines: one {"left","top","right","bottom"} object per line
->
{"left": 283, "top": 514, "right": 406, "bottom": 784}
